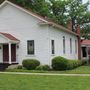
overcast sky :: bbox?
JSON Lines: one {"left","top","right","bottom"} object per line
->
{"left": 83, "top": 0, "right": 90, "bottom": 10}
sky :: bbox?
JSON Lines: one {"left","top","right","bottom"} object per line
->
{"left": 83, "top": 0, "right": 90, "bottom": 10}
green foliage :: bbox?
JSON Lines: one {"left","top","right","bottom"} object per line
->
{"left": 22, "top": 59, "right": 40, "bottom": 70}
{"left": 36, "top": 65, "right": 50, "bottom": 71}
{"left": 1, "top": 73, "right": 90, "bottom": 90}
{"left": 50, "top": 0, "right": 90, "bottom": 30}
{"left": 52, "top": 56, "right": 68, "bottom": 70}
{"left": 67, "top": 60, "right": 81, "bottom": 70}
{"left": 49, "top": 0, "right": 68, "bottom": 26}
{"left": 31, "top": 0, "right": 51, "bottom": 17}
{"left": 82, "top": 60, "right": 87, "bottom": 65}
{"left": 52, "top": 56, "right": 87, "bottom": 71}
{"left": 9, "top": 0, "right": 51, "bottom": 17}
{"left": 67, "top": 60, "right": 87, "bottom": 70}
{"left": 17, "top": 65, "right": 23, "bottom": 69}
{"left": 81, "top": 24, "right": 90, "bottom": 39}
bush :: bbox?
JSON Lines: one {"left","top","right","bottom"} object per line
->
{"left": 52, "top": 56, "right": 68, "bottom": 70}
{"left": 22, "top": 59, "right": 40, "bottom": 70}
{"left": 36, "top": 65, "right": 50, "bottom": 71}
{"left": 52, "top": 56, "right": 86, "bottom": 71}
{"left": 17, "top": 65, "right": 23, "bottom": 69}
{"left": 82, "top": 60, "right": 87, "bottom": 65}
{"left": 67, "top": 60, "right": 81, "bottom": 70}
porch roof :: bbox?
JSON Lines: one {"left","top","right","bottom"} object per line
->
{"left": 81, "top": 40, "right": 90, "bottom": 45}
{"left": 0, "top": 32, "right": 20, "bottom": 43}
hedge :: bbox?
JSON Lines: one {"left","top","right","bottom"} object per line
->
{"left": 22, "top": 59, "right": 40, "bottom": 70}
{"left": 52, "top": 56, "right": 68, "bottom": 70}
{"left": 36, "top": 65, "right": 50, "bottom": 71}
{"left": 52, "top": 56, "right": 86, "bottom": 70}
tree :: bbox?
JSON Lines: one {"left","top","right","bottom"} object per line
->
{"left": 49, "top": 0, "right": 90, "bottom": 30}
{"left": 10, "top": 0, "right": 50, "bottom": 17}
{"left": 81, "top": 24, "right": 90, "bottom": 39}
{"left": 49, "top": 0, "right": 69, "bottom": 26}
{"left": 67, "top": 0, "right": 90, "bottom": 31}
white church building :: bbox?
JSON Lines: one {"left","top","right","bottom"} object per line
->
{"left": 0, "top": 0, "right": 81, "bottom": 65}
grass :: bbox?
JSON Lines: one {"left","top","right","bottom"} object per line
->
{"left": 6, "top": 65, "right": 90, "bottom": 74}
{"left": 0, "top": 74, "right": 90, "bottom": 90}
{"left": 64, "top": 66, "right": 90, "bottom": 74}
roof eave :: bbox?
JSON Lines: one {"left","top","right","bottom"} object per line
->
{"left": 39, "top": 22, "right": 79, "bottom": 36}
{"left": 1, "top": 0, "right": 79, "bottom": 37}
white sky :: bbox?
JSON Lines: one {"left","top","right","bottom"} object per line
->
{"left": 83, "top": 0, "right": 88, "bottom": 3}
{"left": 83, "top": 0, "right": 90, "bottom": 10}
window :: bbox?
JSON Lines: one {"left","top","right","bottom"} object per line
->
{"left": 51, "top": 40, "right": 55, "bottom": 54}
{"left": 63, "top": 36, "right": 65, "bottom": 54}
{"left": 70, "top": 38, "right": 72, "bottom": 54}
{"left": 75, "top": 40, "right": 77, "bottom": 53}
{"left": 27, "top": 40, "right": 34, "bottom": 55}
{"left": 82, "top": 47, "right": 87, "bottom": 57}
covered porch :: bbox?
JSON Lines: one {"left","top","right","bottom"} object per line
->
{"left": 81, "top": 40, "right": 90, "bottom": 64}
{"left": 0, "top": 32, "right": 20, "bottom": 64}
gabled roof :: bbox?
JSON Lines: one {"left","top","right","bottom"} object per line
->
{"left": 81, "top": 40, "right": 90, "bottom": 45}
{"left": 0, "top": 32, "right": 19, "bottom": 41}
{"left": 0, "top": 0, "right": 79, "bottom": 36}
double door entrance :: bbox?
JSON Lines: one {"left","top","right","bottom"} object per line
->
{"left": 3, "top": 44, "right": 16, "bottom": 63}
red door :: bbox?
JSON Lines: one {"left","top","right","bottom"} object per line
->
{"left": 3, "top": 44, "right": 9, "bottom": 62}
{"left": 11, "top": 44, "right": 16, "bottom": 62}
{"left": 3, "top": 44, "right": 16, "bottom": 63}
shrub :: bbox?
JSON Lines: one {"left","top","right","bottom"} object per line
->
{"left": 52, "top": 56, "right": 86, "bottom": 71}
{"left": 67, "top": 60, "right": 81, "bottom": 70}
{"left": 66, "top": 60, "right": 74, "bottom": 70}
{"left": 82, "top": 60, "right": 87, "bottom": 65}
{"left": 22, "top": 59, "right": 40, "bottom": 70}
{"left": 52, "top": 56, "right": 68, "bottom": 70}
{"left": 36, "top": 65, "right": 50, "bottom": 71}
{"left": 67, "top": 60, "right": 86, "bottom": 70}
{"left": 17, "top": 65, "right": 23, "bottom": 69}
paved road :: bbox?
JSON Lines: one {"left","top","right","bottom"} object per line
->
{"left": 0, "top": 72, "right": 90, "bottom": 76}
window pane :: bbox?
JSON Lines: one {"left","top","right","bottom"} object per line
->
{"left": 75, "top": 40, "right": 77, "bottom": 53}
{"left": 63, "top": 36, "right": 65, "bottom": 54}
{"left": 70, "top": 38, "right": 72, "bottom": 54}
{"left": 82, "top": 47, "right": 87, "bottom": 57}
{"left": 51, "top": 40, "right": 55, "bottom": 54}
{"left": 27, "top": 40, "right": 34, "bottom": 54}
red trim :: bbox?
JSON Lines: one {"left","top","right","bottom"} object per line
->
{"left": 81, "top": 40, "right": 90, "bottom": 45}
{"left": 0, "top": 32, "right": 19, "bottom": 41}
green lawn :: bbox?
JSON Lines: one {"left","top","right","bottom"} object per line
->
{"left": 64, "top": 66, "right": 90, "bottom": 74}
{"left": 0, "top": 74, "right": 90, "bottom": 90}
{"left": 6, "top": 65, "right": 90, "bottom": 74}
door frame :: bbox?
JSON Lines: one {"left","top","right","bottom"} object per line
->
{"left": 3, "top": 44, "right": 16, "bottom": 63}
